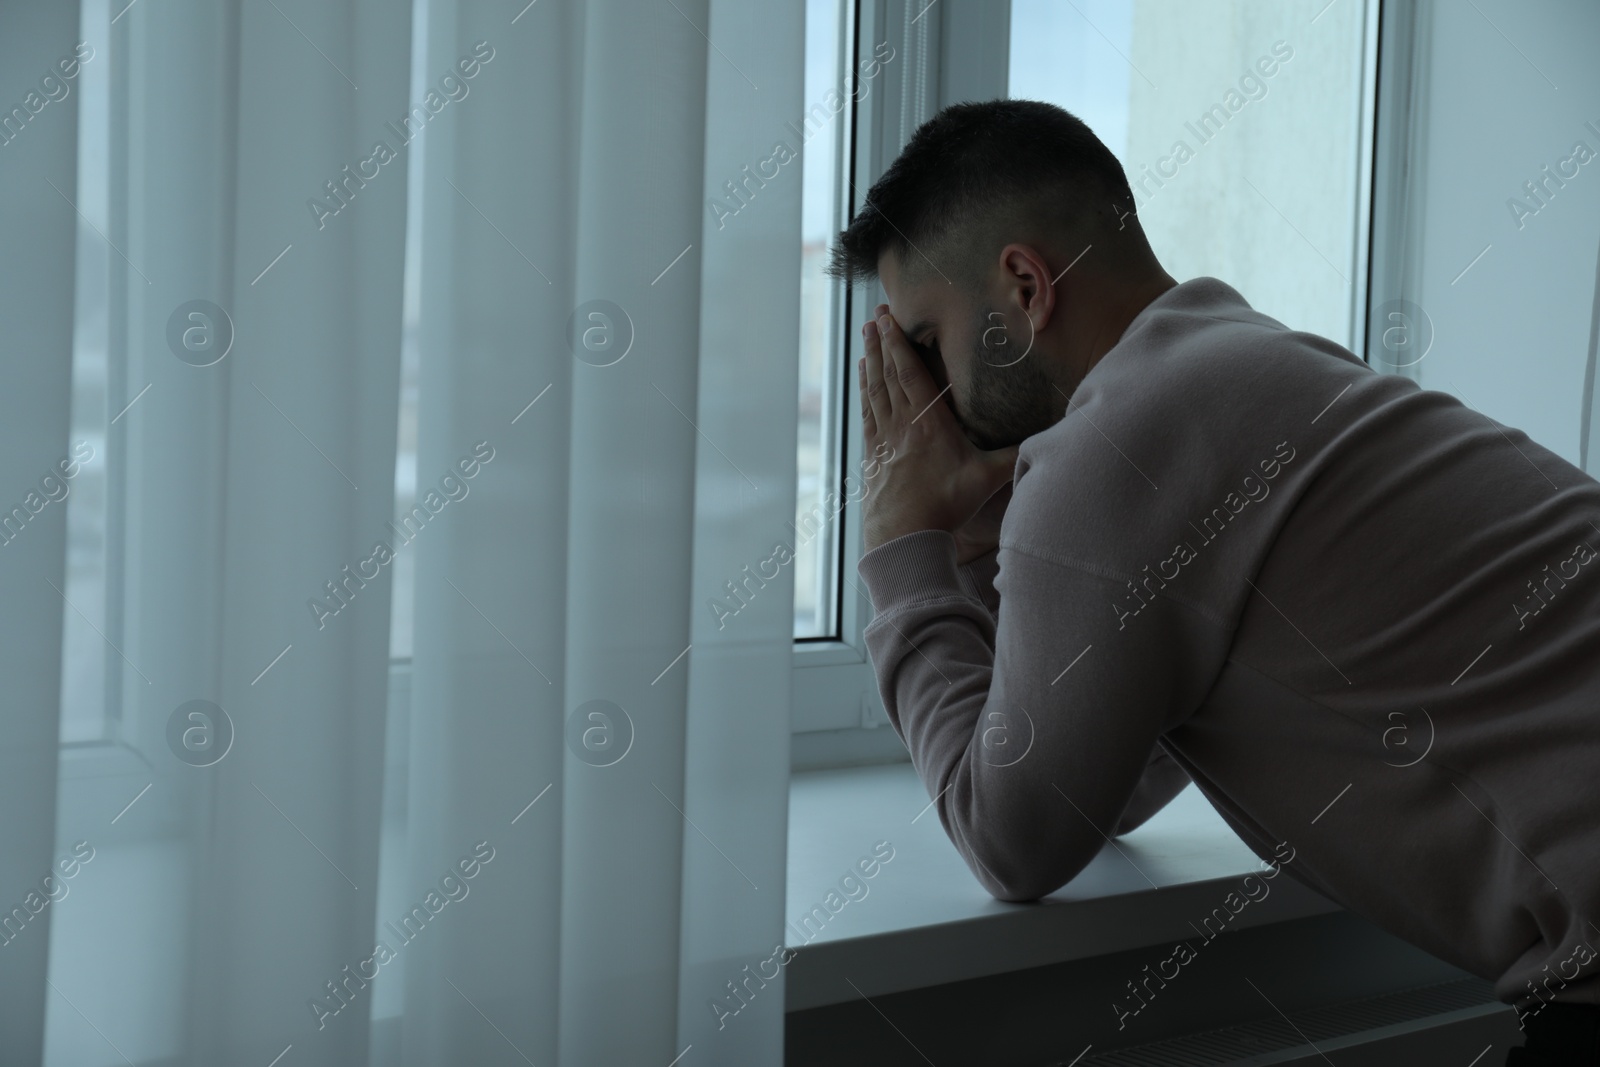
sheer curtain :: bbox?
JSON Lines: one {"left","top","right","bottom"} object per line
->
{"left": 0, "top": 0, "right": 801, "bottom": 1064}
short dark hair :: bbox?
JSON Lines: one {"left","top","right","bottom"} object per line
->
{"left": 824, "top": 99, "right": 1136, "bottom": 291}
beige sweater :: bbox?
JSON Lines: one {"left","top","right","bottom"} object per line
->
{"left": 857, "top": 277, "right": 1600, "bottom": 1016}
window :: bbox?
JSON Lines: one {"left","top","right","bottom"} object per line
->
{"left": 1368, "top": 0, "right": 1600, "bottom": 471}
{"left": 387, "top": 0, "right": 432, "bottom": 663}
{"left": 793, "top": 0, "right": 855, "bottom": 641}
{"left": 59, "top": 0, "right": 113, "bottom": 745}
{"left": 791, "top": 0, "right": 980, "bottom": 761}
{"left": 790, "top": 0, "right": 1378, "bottom": 760}
{"left": 57, "top": 0, "right": 429, "bottom": 739}
{"left": 1009, "top": 0, "right": 1374, "bottom": 347}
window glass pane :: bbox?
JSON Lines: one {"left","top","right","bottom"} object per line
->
{"left": 1376, "top": 2, "right": 1600, "bottom": 470}
{"left": 387, "top": 0, "right": 432, "bottom": 662}
{"left": 1009, "top": 0, "right": 1368, "bottom": 346}
{"left": 59, "top": 0, "right": 113, "bottom": 743}
{"left": 794, "top": 0, "right": 850, "bottom": 639}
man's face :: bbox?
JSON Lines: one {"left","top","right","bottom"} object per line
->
{"left": 877, "top": 251, "right": 1061, "bottom": 452}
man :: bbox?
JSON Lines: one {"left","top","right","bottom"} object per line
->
{"left": 826, "top": 99, "right": 1600, "bottom": 1066}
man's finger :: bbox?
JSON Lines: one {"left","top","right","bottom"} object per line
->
{"left": 875, "top": 313, "right": 911, "bottom": 411}
{"left": 875, "top": 311, "right": 944, "bottom": 418}
{"left": 858, "top": 356, "right": 873, "bottom": 432}
{"left": 862, "top": 319, "right": 891, "bottom": 432}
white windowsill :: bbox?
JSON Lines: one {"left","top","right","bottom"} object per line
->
{"left": 784, "top": 763, "right": 1342, "bottom": 1013}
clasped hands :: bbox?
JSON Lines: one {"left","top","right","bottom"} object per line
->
{"left": 859, "top": 303, "right": 1020, "bottom": 565}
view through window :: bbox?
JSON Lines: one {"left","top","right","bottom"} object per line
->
{"left": 1009, "top": 0, "right": 1369, "bottom": 346}
{"left": 793, "top": 0, "right": 852, "bottom": 639}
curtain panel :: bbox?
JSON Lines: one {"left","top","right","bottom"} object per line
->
{"left": 0, "top": 1, "right": 802, "bottom": 1064}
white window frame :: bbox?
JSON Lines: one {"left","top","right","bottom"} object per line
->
{"left": 790, "top": 0, "right": 1383, "bottom": 767}
{"left": 790, "top": 0, "right": 1010, "bottom": 761}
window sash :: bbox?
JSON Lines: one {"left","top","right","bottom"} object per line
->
{"left": 790, "top": 0, "right": 1006, "bottom": 746}
{"left": 789, "top": 0, "right": 1381, "bottom": 765}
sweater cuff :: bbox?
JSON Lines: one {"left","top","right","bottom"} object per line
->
{"left": 959, "top": 546, "right": 1001, "bottom": 610}
{"left": 857, "top": 529, "right": 967, "bottom": 614}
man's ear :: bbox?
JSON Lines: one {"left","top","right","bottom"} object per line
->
{"left": 998, "top": 243, "right": 1057, "bottom": 336}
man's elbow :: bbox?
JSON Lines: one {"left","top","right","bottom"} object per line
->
{"left": 1111, "top": 810, "right": 1149, "bottom": 837}
{"left": 985, "top": 877, "right": 1056, "bottom": 904}
{"left": 947, "top": 795, "right": 1098, "bottom": 902}
{"left": 968, "top": 849, "right": 1081, "bottom": 903}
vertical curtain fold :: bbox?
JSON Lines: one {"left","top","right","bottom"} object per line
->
{"left": 555, "top": 0, "right": 711, "bottom": 1059}
{"left": 0, "top": 5, "right": 80, "bottom": 1063}
{"left": 401, "top": 0, "right": 802, "bottom": 1063}
{"left": 64, "top": 2, "right": 410, "bottom": 1064}
{"left": 6, "top": 0, "right": 803, "bottom": 1063}
{"left": 397, "top": 0, "right": 577, "bottom": 1062}
{"left": 677, "top": 0, "right": 805, "bottom": 1060}
{"left": 189, "top": 3, "right": 409, "bottom": 1061}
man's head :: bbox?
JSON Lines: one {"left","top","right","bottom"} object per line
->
{"left": 825, "top": 99, "right": 1174, "bottom": 451}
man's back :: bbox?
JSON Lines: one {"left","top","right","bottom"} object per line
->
{"left": 858, "top": 276, "right": 1600, "bottom": 1018}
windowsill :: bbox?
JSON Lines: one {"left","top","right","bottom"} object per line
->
{"left": 784, "top": 762, "right": 1342, "bottom": 1012}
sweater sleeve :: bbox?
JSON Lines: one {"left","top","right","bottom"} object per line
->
{"left": 957, "top": 545, "right": 1190, "bottom": 836}
{"left": 957, "top": 547, "right": 1002, "bottom": 620}
{"left": 947, "top": 550, "right": 1190, "bottom": 831}
{"left": 1111, "top": 745, "right": 1192, "bottom": 836}
{"left": 857, "top": 529, "right": 1228, "bottom": 901}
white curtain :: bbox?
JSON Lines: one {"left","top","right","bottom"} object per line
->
{"left": 0, "top": 0, "right": 802, "bottom": 1064}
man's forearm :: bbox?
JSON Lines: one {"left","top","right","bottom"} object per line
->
{"left": 961, "top": 545, "right": 1187, "bottom": 838}
{"left": 858, "top": 528, "right": 1224, "bottom": 901}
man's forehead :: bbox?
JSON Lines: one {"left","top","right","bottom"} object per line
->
{"left": 876, "top": 248, "right": 936, "bottom": 329}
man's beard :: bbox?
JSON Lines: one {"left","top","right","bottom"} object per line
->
{"left": 957, "top": 305, "right": 1061, "bottom": 451}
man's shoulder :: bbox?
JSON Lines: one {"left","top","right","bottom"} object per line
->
{"left": 1003, "top": 282, "right": 1391, "bottom": 585}
{"left": 1104, "top": 284, "right": 1369, "bottom": 411}
{"left": 1016, "top": 299, "right": 1367, "bottom": 491}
